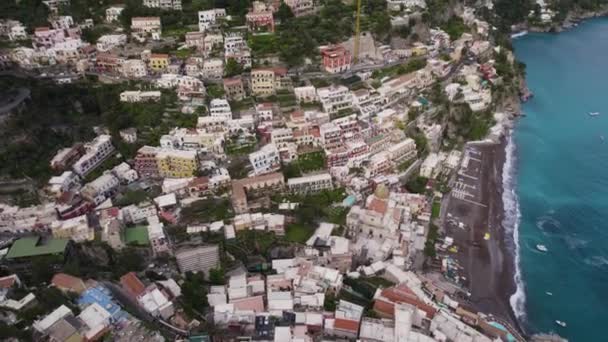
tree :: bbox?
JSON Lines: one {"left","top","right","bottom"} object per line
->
{"left": 208, "top": 267, "right": 226, "bottom": 285}
{"left": 225, "top": 58, "right": 244, "bottom": 77}
{"left": 276, "top": 2, "right": 294, "bottom": 23}
{"left": 324, "top": 292, "right": 337, "bottom": 311}
{"left": 405, "top": 176, "right": 428, "bottom": 194}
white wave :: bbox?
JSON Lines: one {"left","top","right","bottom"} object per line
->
{"left": 564, "top": 235, "right": 589, "bottom": 250}
{"left": 502, "top": 132, "right": 527, "bottom": 321}
{"left": 583, "top": 255, "right": 608, "bottom": 268}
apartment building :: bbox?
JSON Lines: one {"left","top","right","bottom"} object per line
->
{"left": 249, "top": 143, "right": 280, "bottom": 176}
{"left": 175, "top": 245, "right": 220, "bottom": 274}
{"left": 157, "top": 149, "right": 199, "bottom": 178}
{"left": 51, "top": 215, "right": 94, "bottom": 243}
{"left": 149, "top": 53, "right": 169, "bottom": 71}
{"left": 321, "top": 45, "right": 352, "bottom": 74}
{"left": 285, "top": 0, "right": 315, "bottom": 16}
{"left": 223, "top": 76, "right": 246, "bottom": 101}
{"left": 96, "top": 34, "right": 127, "bottom": 52}
{"left": 209, "top": 99, "right": 232, "bottom": 120}
{"left": 106, "top": 6, "right": 124, "bottom": 23}
{"left": 294, "top": 86, "right": 317, "bottom": 103}
{"left": 148, "top": 216, "right": 170, "bottom": 255}
{"left": 80, "top": 173, "right": 120, "bottom": 205}
{"left": 198, "top": 9, "right": 226, "bottom": 31}
{"left": 120, "top": 90, "right": 161, "bottom": 103}
{"left": 245, "top": 3, "right": 275, "bottom": 32}
{"left": 185, "top": 31, "right": 204, "bottom": 49}
{"left": 319, "top": 122, "right": 343, "bottom": 149}
{"left": 131, "top": 17, "right": 162, "bottom": 33}
{"left": 134, "top": 146, "right": 161, "bottom": 178}
{"left": 287, "top": 173, "right": 333, "bottom": 194}
{"left": 121, "top": 59, "right": 147, "bottom": 78}
{"left": 317, "top": 85, "right": 353, "bottom": 115}
{"left": 143, "top": 0, "right": 182, "bottom": 10}
{"left": 387, "top": 138, "right": 417, "bottom": 163}
{"left": 250, "top": 68, "right": 276, "bottom": 97}
{"left": 72, "top": 135, "right": 115, "bottom": 177}
{"left": 201, "top": 58, "right": 224, "bottom": 80}
{"left": 231, "top": 172, "right": 284, "bottom": 214}
{"left": 96, "top": 53, "right": 125, "bottom": 73}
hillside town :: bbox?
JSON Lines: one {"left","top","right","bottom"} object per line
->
{"left": 0, "top": 0, "right": 535, "bottom": 341}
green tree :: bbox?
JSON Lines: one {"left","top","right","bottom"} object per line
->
{"left": 276, "top": 1, "right": 294, "bottom": 23}
{"left": 225, "top": 58, "right": 244, "bottom": 77}
{"left": 208, "top": 267, "right": 226, "bottom": 285}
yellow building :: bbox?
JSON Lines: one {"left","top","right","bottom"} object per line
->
{"left": 250, "top": 68, "right": 276, "bottom": 97}
{"left": 156, "top": 149, "right": 198, "bottom": 178}
{"left": 149, "top": 53, "right": 169, "bottom": 71}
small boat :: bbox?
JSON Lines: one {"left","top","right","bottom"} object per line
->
{"left": 556, "top": 320, "right": 567, "bottom": 327}
{"left": 546, "top": 291, "right": 553, "bottom": 296}
{"left": 589, "top": 112, "right": 600, "bottom": 116}
{"left": 536, "top": 244, "right": 548, "bottom": 252}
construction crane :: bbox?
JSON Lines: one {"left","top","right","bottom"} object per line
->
{"left": 353, "top": 0, "right": 362, "bottom": 64}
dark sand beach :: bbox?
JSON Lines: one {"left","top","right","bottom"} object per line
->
{"left": 445, "top": 138, "right": 519, "bottom": 329}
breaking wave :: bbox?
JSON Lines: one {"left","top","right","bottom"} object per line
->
{"left": 502, "top": 132, "right": 527, "bottom": 321}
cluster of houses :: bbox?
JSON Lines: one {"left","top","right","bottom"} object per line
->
{"left": 0, "top": 0, "right": 527, "bottom": 340}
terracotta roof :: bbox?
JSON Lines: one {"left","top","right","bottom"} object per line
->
{"left": 189, "top": 177, "right": 209, "bottom": 187}
{"left": 334, "top": 318, "right": 359, "bottom": 332}
{"left": 231, "top": 295, "right": 265, "bottom": 312}
{"left": 367, "top": 198, "right": 388, "bottom": 215}
{"left": 120, "top": 272, "right": 146, "bottom": 298}
{"left": 0, "top": 275, "right": 18, "bottom": 289}
{"left": 373, "top": 298, "right": 395, "bottom": 317}
{"left": 379, "top": 285, "right": 437, "bottom": 319}
{"left": 151, "top": 53, "right": 169, "bottom": 59}
{"left": 223, "top": 77, "right": 242, "bottom": 85}
{"left": 51, "top": 273, "right": 86, "bottom": 294}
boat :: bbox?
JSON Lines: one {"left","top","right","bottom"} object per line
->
{"left": 601, "top": 135, "right": 605, "bottom": 142}
{"left": 589, "top": 112, "right": 600, "bottom": 116}
{"left": 536, "top": 244, "right": 548, "bottom": 252}
{"left": 546, "top": 291, "right": 553, "bottom": 296}
{"left": 556, "top": 320, "right": 567, "bottom": 328}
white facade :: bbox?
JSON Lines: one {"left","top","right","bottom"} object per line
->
{"left": 209, "top": 99, "right": 232, "bottom": 120}
{"left": 287, "top": 173, "right": 333, "bottom": 194}
{"left": 294, "top": 86, "right": 317, "bottom": 103}
{"left": 120, "top": 90, "right": 161, "bottom": 103}
{"left": 249, "top": 144, "right": 280, "bottom": 176}
{"left": 106, "top": 6, "right": 124, "bottom": 23}
{"left": 201, "top": 58, "right": 224, "bottom": 80}
{"left": 121, "top": 202, "right": 158, "bottom": 224}
{"left": 72, "top": 135, "right": 115, "bottom": 176}
{"left": 143, "top": 0, "right": 182, "bottom": 10}
{"left": 317, "top": 85, "right": 353, "bottom": 115}
{"left": 387, "top": 138, "right": 417, "bottom": 163}
{"left": 131, "top": 17, "right": 162, "bottom": 33}
{"left": 96, "top": 34, "right": 127, "bottom": 52}
{"left": 121, "top": 59, "right": 148, "bottom": 78}
{"left": 198, "top": 9, "right": 226, "bottom": 31}
{"left": 81, "top": 173, "right": 120, "bottom": 205}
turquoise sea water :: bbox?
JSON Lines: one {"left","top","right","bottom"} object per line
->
{"left": 512, "top": 19, "right": 608, "bottom": 341}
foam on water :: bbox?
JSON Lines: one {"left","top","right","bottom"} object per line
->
{"left": 502, "top": 132, "right": 526, "bottom": 320}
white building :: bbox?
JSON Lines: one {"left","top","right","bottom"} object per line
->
{"left": 51, "top": 214, "right": 94, "bottom": 242}
{"left": 80, "top": 173, "right": 120, "bottom": 205}
{"left": 317, "top": 85, "right": 353, "bottom": 115}
{"left": 47, "top": 171, "right": 81, "bottom": 195}
{"left": 96, "top": 34, "right": 127, "bottom": 52}
{"left": 249, "top": 144, "right": 280, "bottom": 176}
{"left": 120, "top": 90, "right": 162, "bottom": 103}
{"left": 209, "top": 99, "right": 232, "bottom": 120}
{"left": 198, "top": 9, "right": 226, "bottom": 31}
{"left": 72, "top": 135, "right": 115, "bottom": 177}
{"left": 201, "top": 58, "right": 224, "bottom": 80}
{"left": 106, "top": 6, "right": 124, "bottom": 23}
{"left": 143, "top": 0, "right": 182, "bottom": 10}
{"left": 121, "top": 202, "right": 158, "bottom": 224}
{"left": 148, "top": 216, "right": 170, "bottom": 255}
{"left": 138, "top": 287, "right": 175, "bottom": 319}
{"left": 294, "top": 86, "right": 317, "bottom": 103}
{"left": 419, "top": 153, "right": 442, "bottom": 178}
{"left": 131, "top": 17, "right": 162, "bottom": 34}
{"left": 387, "top": 138, "right": 417, "bottom": 163}
{"left": 121, "top": 59, "right": 148, "bottom": 78}
{"left": 288, "top": 173, "right": 333, "bottom": 194}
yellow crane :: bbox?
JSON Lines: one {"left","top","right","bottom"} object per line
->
{"left": 353, "top": 0, "right": 362, "bottom": 64}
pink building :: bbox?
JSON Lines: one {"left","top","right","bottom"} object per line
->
{"left": 246, "top": 10, "right": 274, "bottom": 32}
{"left": 321, "top": 45, "right": 352, "bottom": 74}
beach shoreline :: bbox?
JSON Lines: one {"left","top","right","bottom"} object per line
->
{"left": 444, "top": 128, "right": 522, "bottom": 334}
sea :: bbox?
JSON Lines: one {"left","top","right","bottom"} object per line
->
{"left": 510, "top": 18, "right": 608, "bottom": 341}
